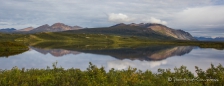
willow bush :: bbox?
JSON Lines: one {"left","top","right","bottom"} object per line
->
{"left": 0, "top": 62, "right": 223, "bottom": 86}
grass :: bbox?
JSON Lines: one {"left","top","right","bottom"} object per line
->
{"left": 17, "top": 32, "right": 149, "bottom": 44}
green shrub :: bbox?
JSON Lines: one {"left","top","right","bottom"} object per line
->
{"left": 0, "top": 62, "right": 223, "bottom": 86}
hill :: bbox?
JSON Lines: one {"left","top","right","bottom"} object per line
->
{"left": 111, "top": 23, "right": 195, "bottom": 40}
{"left": 64, "top": 23, "right": 195, "bottom": 40}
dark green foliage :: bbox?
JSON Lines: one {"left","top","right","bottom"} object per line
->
{"left": 0, "top": 42, "right": 28, "bottom": 57}
{"left": 0, "top": 63, "right": 223, "bottom": 86}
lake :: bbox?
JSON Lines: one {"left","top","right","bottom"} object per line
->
{"left": 0, "top": 45, "right": 224, "bottom": 74}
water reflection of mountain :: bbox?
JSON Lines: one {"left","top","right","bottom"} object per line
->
{"left": 30, "top": 47, "right": 80, "bottom": 57}
{"left": 79, "top": 46, "right": 194, "bottom": 61}
{"left": 30, "top": 46, "right": 193, "bottom": 61}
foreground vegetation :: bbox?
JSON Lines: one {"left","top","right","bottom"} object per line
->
{"left": 0, "top": 63, "right": 223, "bottom": 86}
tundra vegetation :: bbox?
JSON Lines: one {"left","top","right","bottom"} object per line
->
{"left": 0, "top": 62, "right": 223, "bottom": 86}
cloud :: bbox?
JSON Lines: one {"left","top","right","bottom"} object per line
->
{"left": 163, "top": 5, "right": 224, "bottom": 37}
{"left": 169, "top": 5, "right": 224, "bottom": 29}
{"left": 142, "top": 17, "right": 167, "bottom": 25}
{"left": 108, "top": 13, "right": 167, "bottom": 25}
{"left": 107, "top": 59, "right": 167, "bottom": 70}
{"left": 108, "top": 13, "right": 134, "bottom": 23}
{"left": 0, "top": 22, "right": 11, "bottom": 25}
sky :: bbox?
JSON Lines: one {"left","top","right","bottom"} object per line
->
{"left": 0, "top": 0, "right": 224, "bottom": 37}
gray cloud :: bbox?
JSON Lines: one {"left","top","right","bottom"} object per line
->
{"left": 169, "top": 5, "right": 224, "bottom": 29}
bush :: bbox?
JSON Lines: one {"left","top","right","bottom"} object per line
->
{"left": 0, "top": 62, "right": 223, "bottom": 85}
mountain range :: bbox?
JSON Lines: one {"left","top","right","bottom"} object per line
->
{"left": 30, "top": 23, "right": 82, "bottom": 33}
{"left": 195, "top": 37, "right": 224, "bottom": 42}
{"left": 0, "top": 28, "right": 16, "bottom": 32}
{"left": 0, "top": 23, "right": 195, "bottom": 40}
{"left": 0, "top": 23, "right": 83, "bottom": 33}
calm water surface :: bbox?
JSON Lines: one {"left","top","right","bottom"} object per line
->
{"left": 0, "top": 46, "right": 224, "bottom": 74}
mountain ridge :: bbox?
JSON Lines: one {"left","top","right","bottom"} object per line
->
{"left": 64, "top": 23, "right": 195, "bottom": 40}
{"left": 112, "top": 23, "right": 195, "bottom": 40}
{"left": 30, "top": 23, "right": 83, "bottom": 33}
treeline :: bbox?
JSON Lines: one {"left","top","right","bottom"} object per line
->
{"left": 0, "top": 63, "right": 223, "bottom": 86}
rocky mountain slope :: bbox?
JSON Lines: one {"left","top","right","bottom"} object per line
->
{"left": 30, "top": 23, "right": 82, "bottom": 33}
{"left": 17, "top": 27, "right": 34, "bottom": 32}
{"left": 119, "top": 23, "right": 195, "bottom": 40}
